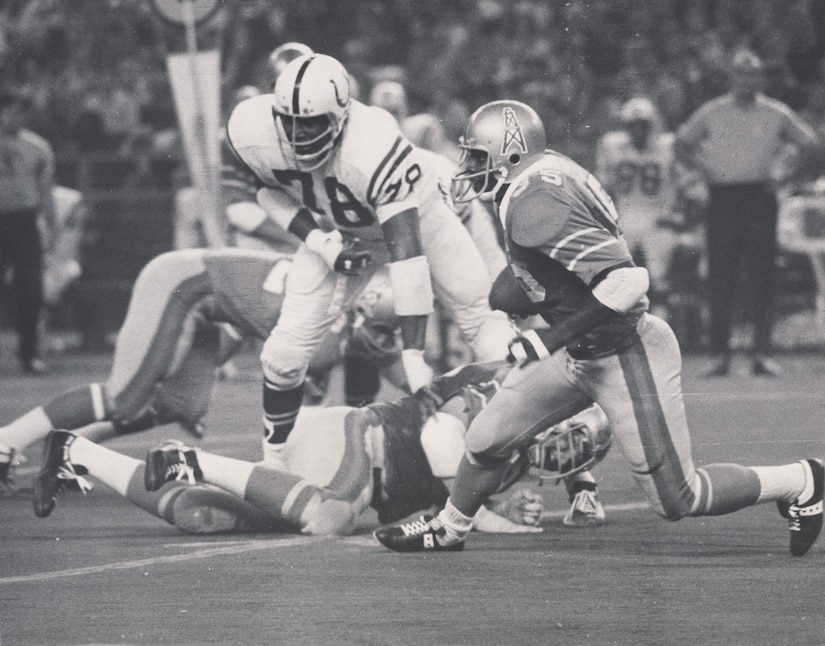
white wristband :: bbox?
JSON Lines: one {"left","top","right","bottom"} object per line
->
{"left": 305, "top": 229, "right": 343, "bottom": 270}
{"left": 520, "top": 329, "right": 550, "bottom": 359}
{"left": 401, "top": 348, "right": 433, "bottom": 392}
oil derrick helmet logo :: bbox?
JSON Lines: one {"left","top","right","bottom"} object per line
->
{"left": 501, "top": 107, "right": 528, "bottom": 157}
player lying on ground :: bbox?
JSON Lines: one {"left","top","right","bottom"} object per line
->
{"left": 374, "top": 100, "right": 824, "bottom": 557}
{"left": 0, "top": 247, "right": 403, "bottom": 488}
{"left": 30, "top": 363, "right": 610, "bottom": 536}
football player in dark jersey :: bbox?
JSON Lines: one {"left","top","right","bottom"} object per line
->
{"left": 375, "top": 100, "right": 823, "bottom": 557}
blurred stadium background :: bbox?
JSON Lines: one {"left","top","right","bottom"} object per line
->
{"left": 2, "top": 0, "right": 825, "bottom": 357}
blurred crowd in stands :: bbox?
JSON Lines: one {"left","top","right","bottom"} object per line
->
{"left": 3, "top": 0, "right": 824, "bottom": 167}
{"left": 2, "top": 0, "right": 825, "bottom": 352}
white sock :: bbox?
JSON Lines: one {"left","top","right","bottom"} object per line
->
{"left": 0, "top": 408, "right": 53, "bottom": 453}
{"left": 197, "top": 452, "right": 255, "bottom": 498}
{"left": 68, "top": 436, "right": 141, "bottom": 496}
{"left": 753, "top": 462, "right": 808, "bottom": 504}
{"left": 436, "top": 499, "right": 473, "bottom": 545}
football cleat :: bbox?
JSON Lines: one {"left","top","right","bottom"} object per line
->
{"left": 33, "top": 430, "right": 92, "bottom": 518}
{"left": 563, "top": 489, "right": 606, "bottom": 528}
{"left": 787, "top": 459, "right": 824, "bottom": 557}
{"left": 373, "top": 514, "right": 465, "bottom": 553}
{"left": 144, "top": 440, "right": 203, "bottom": 492}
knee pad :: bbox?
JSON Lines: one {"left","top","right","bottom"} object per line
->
{"left": 260, "top": 335, "right": 311, "bottom": 388}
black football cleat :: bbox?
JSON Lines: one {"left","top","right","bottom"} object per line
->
{"left": 374, "top": 514, "right": 465, "bottom": 553}
{"left": 33, "top": 430, "right": 91, "bottom": 518}
{"left": 787, "top": 459, "right": 824, "bottom": 556}
{"left": 144, "top": 440, "right": 203, "bottom": 492}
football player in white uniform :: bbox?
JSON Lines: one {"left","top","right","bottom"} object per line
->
{"left": 594, "top": 97, "right": 681, "bottom": 305}
{"left": 31, "top": 363, "right": 551, "bottom": 537}
{"left": 226, "top": 54, "right": 513, "bottom": 466}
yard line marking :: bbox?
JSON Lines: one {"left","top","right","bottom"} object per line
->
{"left": 0, "top": 536, "right": 331, "bottom": 585}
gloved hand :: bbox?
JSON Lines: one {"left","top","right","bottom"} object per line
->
{"left": 305, "top": 229, "right": 371, "bottom": 276}
{"left": 472, "top": 501, "right": 544, "bottom": 534}
{"left": 506, "top": 329, "right": 551, "bottom": 366}
{"left": 334, "top": 238, "right": 372, "bottom": 276}
{"left": 489, "top": 487, "right": 544, "bottom": 527}
{"left": 412, "top": 385, "right": 444, "bottom": 424}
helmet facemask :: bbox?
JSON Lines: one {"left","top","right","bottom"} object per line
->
{"left": 451, "top": 146, "right": 503, "bottom": 203}
{"left": 527, "top": 405, "right": 612, "bottom": 485}
{"left": 274, "top": 109, "right": 344, "bottom": 171}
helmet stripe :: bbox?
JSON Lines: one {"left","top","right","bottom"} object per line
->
{"left": 291, "top": 55, "right": 315, "bottom": 113}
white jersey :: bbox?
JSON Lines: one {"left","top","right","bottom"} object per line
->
{"left": 595, "top": 130, "right": 677, "bottom": 223}
{"left": 227, "top": 97, "right": 452, "bottom": 246}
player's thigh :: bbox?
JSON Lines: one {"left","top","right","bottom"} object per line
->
{"left": 153, "top": 321, "right": 222, "bottom": 424}
{"left": 582, "top": 315, "right": 696, "bottom": 517}
{"left": 465, "top": 354, "right": 590, "bottom": 457}
{"left": 268, "top": 247, "right": 371, "bottom": 350}
{"left": 288, "top": 406, "right": 374, "bottom": 498}
{"left": 107, "top": 250, "right": 212, "bottom": 414}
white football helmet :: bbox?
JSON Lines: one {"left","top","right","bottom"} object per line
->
{"left": 267, "top": 42, "right": 314, "bottom": 86}
{"left": 452, "top": 100, "right": 546, "bottom": 202}
{"left": 272, "top": 54, "right": 351, "bottom": 170}
{"left": 527, "top": 404, "right": 612, "bottom": 484}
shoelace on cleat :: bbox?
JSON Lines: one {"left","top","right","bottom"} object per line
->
{"left": 163, "top": 449, "right": 197, "bottom": 484}
{"left": 399, "top": 518, "right": 434, "bottom": 537}
{"left": 56, "top": 464, "right": 92, "bottom": 494}
{"left": 573, "top": 491, "right": 598, "bottom": 515}
{"left": 164, "top": 461, "right": 197, "bottom": 484}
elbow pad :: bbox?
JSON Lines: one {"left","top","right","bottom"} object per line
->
{"left": 388, "top": 255, "right": 434, "bottom": 316}
{"left": 591, "top": 266, "right": 649, "bottom": 313}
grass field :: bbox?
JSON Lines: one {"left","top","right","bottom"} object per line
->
{"left": 1, "top": 345, "right": 824, "bottom": 645}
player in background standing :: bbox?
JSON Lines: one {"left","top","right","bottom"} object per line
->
{"left": 0, "top": 89, "right": 57, "bottom": 375}
{"left": 674, "top": 50, "right": 822, "bottom": 377}
{"left": 374, "top": 100, "right": 823, "bottom": 557}
{"left": 594, "top": 97, "right": 682, "bottom": 315}
{"left": 226, "top": 54, "right": 514, "bottom": 468}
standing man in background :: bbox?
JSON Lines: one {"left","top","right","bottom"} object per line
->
{"left": 674, "top": 50, "right": 821, "bottom": 377}
{"left": 0, "top": 89, "right": 56, "bottom": 375}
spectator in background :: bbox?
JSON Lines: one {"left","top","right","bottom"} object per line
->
{"left": 674, "top": 50, "right": 822, "bottom": 377}
{"left": 369, "top": 80, "right": 458, "bottom": 161}
{"left": 0, "top": 89, "right": 56, "bottom": 374}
